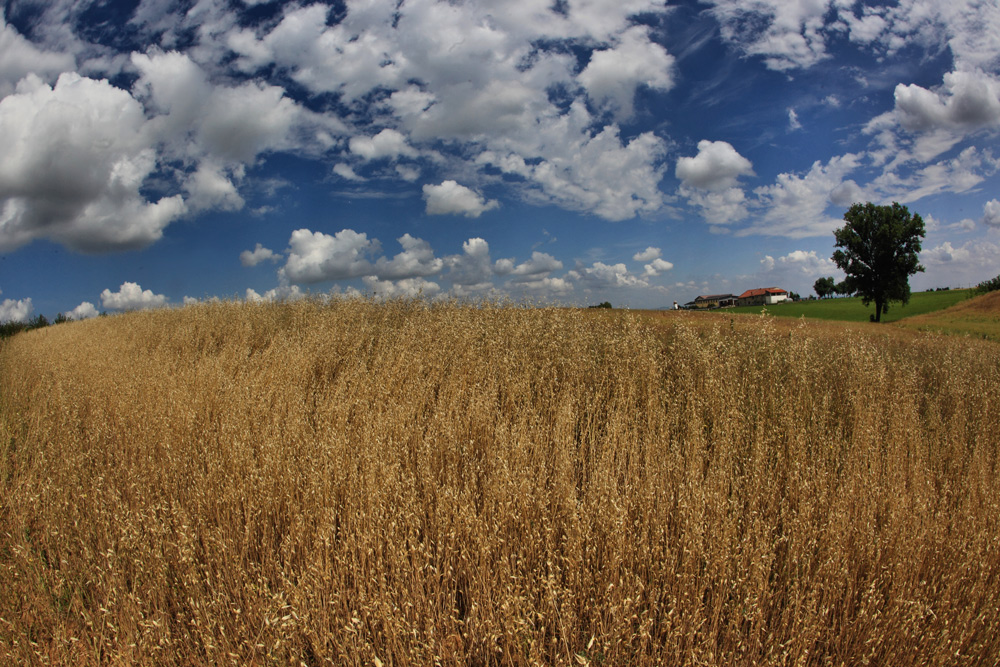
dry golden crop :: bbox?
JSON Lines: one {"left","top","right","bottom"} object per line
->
{"left": 1, "top": 299, "right": 998, "bottom": 666}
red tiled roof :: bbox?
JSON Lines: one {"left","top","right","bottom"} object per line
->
{"left": 738, "top": 287, "right": 787, "bottom": 299}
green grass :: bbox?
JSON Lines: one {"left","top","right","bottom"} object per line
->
{"left": 893, "top": 290, "right": 1000, "bottom": 342}
{"left": 725, "top": 289, "right": 973, "bottom": 323}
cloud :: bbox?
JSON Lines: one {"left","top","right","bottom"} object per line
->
{"left": 494, "top": 251, "right": 563, "bottom": 279}
{"left": 333, "top": 163, "right": 364, "bottom": 181}
{"left": 983, "top": 199, "right": 1000, "bottom": 228}
{"left": 0, "top": 297, "right": 33, "bottom": 323}
{"left": 633, "top": 246, "right": 661, "bottom": 262}
{"left": 683, "top": 187, "right": 750, "bottom": 225}
{"left": 570, "top": 262, "right": 648, "bottom": 289}
{"left": 65, "top": 301, "right": 99, "bottom": 320}
{"left": 787, "top": 108, "right": 801, "bottom": 131}
{"left": 829, "top": 179, "right": 867, "bottom": 207}
{"left": 361, "top": 276, "right": 442, "bottom": 299}
{"left": 395, "top": 164, "right": 420, "bottom": 182}
{"left": 423, "top": 181, "right": 499, "bottom": 218}
{"left": 349, "top": 128, "right": 418, "bottom": 161}
{"left": 855, "top": 3, "right": 1000, "bottom": 169}
{"left": 445, "top": 237, "right": 495, "bottom": 288}
{"left": 893, "top": 69, "right": 1000, "bottom": 133}
{"left": 505, "top": 275, "right": 574, "bottom": 298}
{"left": 227, "top": 3, "right": 405, "bottom": 101}
{"left": 245, "top": 284, "right": 305, "bottom": 303}
{"left": 132, "top": 50, "right": 321, "bottom": 164}
{"left": 578, "top": 25, "right": 675, "bottom": 119}
{"left": 373, "top": 234, "right": 444, "bottom": 279}
{"left": 281, "top": 228, "right": 377, "bottom": 283}
{"left": 518, "top": 124, "right": 667, "bottom": 221}
{"left": 0, "top": 12, "right": 75, "bottom": 96}
{"left": 676, "top": 140, "right": 754, "bottom": 191}
{"left": 918, "top": 240, "right": 1000, "bottom": 288}
{"left": 703, "top": 0, "right": 832, "bottom": 71}
{"left": 642, "top": 258, "right": 674, "bottom": 277}
{"left": 221, "top": 0, "right": 674, "bottom": 221}
{"left": 839, "top": 6, "right": 889, "bottom": 44}
{"left": 240, "top": 243, "right": 280, "bottom": 267}
{"left": 100, "top": 282, "right": 168, "bottom": 310}
{"left": 0, "top": 72, "right": 186, "bottom": 252}
{"left": 756, "top": 250, "right": 841, "bottom": 296}
{"left": 767, "top": 250, "right": 837, "bottom": 275}
{"left": 871, "top": 147, "right": 996, "bottom": 204}
{"left": 184, "top": 160, "right": 244, "bottom": 212}
{"left": 745, "top": 153, "right": 862, "bottom": 237}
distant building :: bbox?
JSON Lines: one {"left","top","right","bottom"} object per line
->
{"left": 737, "top": 287, "right": 788, "bottom": 307}
{"left": 693, "top": 293, "right": 737, "bottom": 308}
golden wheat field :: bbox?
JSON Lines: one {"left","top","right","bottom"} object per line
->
{"left": 1, "top": 299, "right": 998, "bottom": 666}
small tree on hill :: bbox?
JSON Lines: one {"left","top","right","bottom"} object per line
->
{"left": 813, "top": 276, "right": 836, "bottom": 299}
{"left": 832, "top": 202, "right": 925, "bottom": 322}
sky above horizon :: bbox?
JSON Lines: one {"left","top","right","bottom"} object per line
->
{"left": 1, "top": 0, "right": 999, "bottom": 320}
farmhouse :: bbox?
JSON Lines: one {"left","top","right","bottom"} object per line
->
{"left": 693, "top": 293, "right": 737, "bottom": 309}
{"left": 738, "top": 287, "right": 788, "bottom": 307}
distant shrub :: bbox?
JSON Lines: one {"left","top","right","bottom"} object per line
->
{"left": 976, "top": 275, "right": 1000, "bottom": 293}
{"left": 0, "top": 314, "right": 49, "bottom": 339}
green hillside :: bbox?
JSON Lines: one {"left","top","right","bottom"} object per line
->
{"left": 725, "top": 289, "right": 972, "bottom": 323}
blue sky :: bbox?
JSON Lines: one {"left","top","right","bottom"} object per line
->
{"left": 1, "top": 0, "right": 999, "bottom": 320}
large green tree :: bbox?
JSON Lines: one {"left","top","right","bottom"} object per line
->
{"left": 832, "top": 202, "right": 925, "bottom": 322}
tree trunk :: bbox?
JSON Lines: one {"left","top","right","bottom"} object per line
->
{"left": 874, "top": 299, "right": 883, "bottom": 322}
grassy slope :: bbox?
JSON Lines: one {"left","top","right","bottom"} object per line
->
{"left": 725, "top": 289, "right": 973, "bottom": 323}
{"left": 892, "top": 289, "right": 1000, "bottom": 342}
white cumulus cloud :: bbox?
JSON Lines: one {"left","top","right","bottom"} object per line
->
{"left": 571, "top": 262, "right": 648, "bottom": 289}
{"left": 65, "top": 301, "right": 99, "bottom": 320}
{"left": 101, "top": 282, "right": 168, "bottom": 310}
{"left": 374, "top": 234, "right": 444, "bottom": 279}
{"left": 893, "top": 69, "right": 1000, "bottom": 134}
{"left": 281, "top": 228, "right": 377, "bottom": 283}
{"left": 184, "top": 160, "right": 244, "bottom": 212}
{"left": 445, "top": 237, "right": 495, "bottom": 289}
{"left": 494, "top": 252, "right": 563, "bottom": 279}
{"left": 0, "top": 72, "right": 186, "bottom": 252}
{"left": 240, "top": 243, "right": 280, "bottom": 267}
{"left": 676, "top": 140, "right": 754, "bottom": 191}
{"left": 423, "top": 181, "right": 499, "bottom": 218}
{"left": 642, "top": 258, "right": 675, "bottom": 277}
{"left": 0, "top": 296, "right": 33, "bottom": 323}
{"left": 245, "top": 284, "right": 305, "bottom": 303}
{"left": 349, "top": 128, "right": 418, "bottom": 161}
{"left": 746, "top": 153, "right": 862, "bottom": 237}
{"left": 982, "top": 199, "right": 1000, "bottom": 227}
{"left": 633, "top": 246, "right": 661, "bottom": 262}
{"left": 0, "top": 13, "right": 75, "bottom": 96}
{"left": 578, "top": 25, "right": 675, "bottom": 119}
{"left": 361, "top": 276, "right": 442, "bottom": 299}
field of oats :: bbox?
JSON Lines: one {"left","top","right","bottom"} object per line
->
{"left": 1, "top": 299, "right": 998, "bottom": 666}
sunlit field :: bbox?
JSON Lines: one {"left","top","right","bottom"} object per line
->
{"left": 2, "top": 299, "right": 998, "bottom": 666}
{"left": 893, "top": 289, "right": 1000, "bottom": 343}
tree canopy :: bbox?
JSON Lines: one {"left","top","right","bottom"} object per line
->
{"left": 832, "top": 202, "right": 925, "bottom": 322}
{"left": 813, "top": 276, "right": 836, "bottom": 299}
